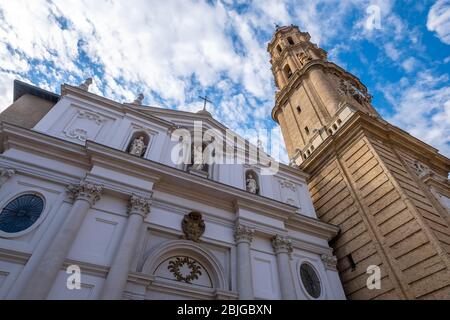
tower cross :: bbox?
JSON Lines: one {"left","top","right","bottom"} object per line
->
{"left": 199, "top": 95, "right": 213, "bottom": 111}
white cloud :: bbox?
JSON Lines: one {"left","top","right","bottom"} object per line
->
{"left": 401, "top": 57, "right": 418, "bottom": 72}
{"left": 0, "top": 0, "right": 447, "bottom": 164}
{"left": 427, "top": 0, "right": 450, "bottom": 45}
{"left": 383, "top": 71, "right": 450, "bottom": 157}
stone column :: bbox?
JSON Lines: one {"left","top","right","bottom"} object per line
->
{"left": 0, "top": 168, "right": 15, "bottom": 188}
{"left": 20, "top": 181, "right": 102, "bottom": 300}
{"left": 272, "top": 235, "right": 297, "bottom": 300}
{"left": 235, "top": 223, "right": 255, "bottom": 300}
{"left": 321, "top": 254, "right": 346, "bottom": 299}
{"left": 100, "top": 194, "right": 151, "bottom": 300}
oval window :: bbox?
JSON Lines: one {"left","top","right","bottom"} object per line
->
{"left": 0, "top": 194, "right": 44, "bottom": 233}
{"left": 300, "top": 263, "right": 321, "bottom": 298}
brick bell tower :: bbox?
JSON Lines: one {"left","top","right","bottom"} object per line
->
{"left": 268, "top": 25, "right": 450, "bottom": 299}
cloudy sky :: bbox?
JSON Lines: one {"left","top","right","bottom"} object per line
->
{"left": 0, "top": 0, "right": 449, "bottom": 162}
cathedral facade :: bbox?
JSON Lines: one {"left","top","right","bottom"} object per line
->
{"left": 0, "top": 77, "right": 345, "bottom": 299}
{"left": 0, "top": 25, "right": 449, "bottom": 301}
{"left": 269, "top": 25, "right": 450, "bottom": 299}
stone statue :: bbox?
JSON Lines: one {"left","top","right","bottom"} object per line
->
{"left": 129, "top": 136, "right": 146, "bottom": 157}
{"left": 79, "top": 78, "right": 93, "bottom": 91}
{"left": 132, "top": 93, "right": 144, "bottom": 105}
{"left": 246, "top": 173, "right": 258, "bottom": 194}
{"left": 191, "top": 144, "right": 205, "bottom": 171}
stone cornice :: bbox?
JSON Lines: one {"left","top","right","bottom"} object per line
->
{"left": 61, "top": 84, "right": 176, "bottom": 130}
{"left": 300, "top": 111, "right": 450, "bottom": 176}
{"left": 285, "top": 212, "right": 340, "bottom": 241}
{"left": 0, "top": 123, "right": 340, "bottom": 241}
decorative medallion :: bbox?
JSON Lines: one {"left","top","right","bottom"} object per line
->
{"left": 168, "top": 256, "right": 202, "bottom": 283}
{"left": 181, "top": 212, "right": 205, "bottom": 242}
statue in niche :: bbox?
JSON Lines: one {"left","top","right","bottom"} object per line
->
{"left": 246, "top": 173, "right": 259, "bottom": 194}
{"left": 191, "top": 144, "right": 206, "bottom": 171}
{"left": 129, "top": 135, "right": 146, "bottom": 157}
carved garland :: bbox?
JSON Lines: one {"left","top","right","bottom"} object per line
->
{"left": 168, "top": 257, "right": 202, "bottom": 283}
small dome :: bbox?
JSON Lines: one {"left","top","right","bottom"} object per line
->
{"left": 197, "top": 109, "right": 212, "bottom": 117}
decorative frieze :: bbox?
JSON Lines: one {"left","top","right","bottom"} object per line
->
{"left": 128, "top": 194, "right": 152, "bottom": 218}
{"left": 321, "top": 254, "right": 338, "bottom": 271}
{"left": 234, "top": 224, "right": 254, "bottom": 244}
{"left": 271, "top": 235, "right": 293, "bottom": 255}
{"left": 67, "top": 181, "right": 103, "bottom": 206}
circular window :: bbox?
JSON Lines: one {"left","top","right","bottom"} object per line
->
{"left": 0, "top": 194, "right": 44, "bottom": 233}
{"left": 300, "top": 263, "right": 321, "bottom": 298}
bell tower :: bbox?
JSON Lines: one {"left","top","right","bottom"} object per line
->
{"left": 269, "top": 25, "right": 450, "bottom": 299}
{"left": 269, "top": 25, "right": 379, "bottom": 163}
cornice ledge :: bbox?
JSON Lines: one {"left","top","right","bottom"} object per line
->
{"left": 127, "top": 272, "right": 155, "bottom": 287}
{"left": 286, "top": 213, "right": 340, "bottom": 241}
{"left": 290, "top": 238, "right": 333, "bottom": 255}
{"left": 234, "top": 198, "right": 295, "bottom": 221}
{"left": 0, "top": 248, "right": 30, "bottom": 264}
{"left": 85, "top": 141, "right": 162, "bottom": 182}
{"left": 62, "top": 84, "right": 176, "bottom": 130}
{"left": 301, "top": 112, "right": 450, "bottom": 173}
{"left": 0, "top": 122, "right": 89, "bottom": 167}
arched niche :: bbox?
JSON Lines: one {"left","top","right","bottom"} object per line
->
{"left": 141, "top": 240, "right": 226, "bottom": 291}
{"left": 245, "top": 169, "right": 260, "bottom": 195}
{"left": 186, "top": 142, "right": 213, "bottom": 177}
{"left": 126, "top": 131, "right": 150, "bottom": 157}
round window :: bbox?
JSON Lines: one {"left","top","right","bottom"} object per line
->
{"left": 0, "top": 194, "right": 44, "bottom": 233}
{"left": 300, "top": 263, "right": 321, "bottom": 298}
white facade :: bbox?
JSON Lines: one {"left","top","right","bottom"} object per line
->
{"left": 0, "top": 82, "right": 345, "bottom": 300}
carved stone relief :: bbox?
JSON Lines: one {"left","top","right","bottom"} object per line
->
{"left": 63, "top": 109, "right": 108, "bottom": 142}
{"left": 168, "top": 256, "right": 202, "bottom": 283}
{"left": 181, "top": 212, "right": 205, "bottom": 242}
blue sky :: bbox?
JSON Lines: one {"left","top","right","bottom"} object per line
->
{"left": 0, "top": 0, "right": 449, "bottom": 162}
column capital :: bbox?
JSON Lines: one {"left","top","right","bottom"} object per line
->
{"left": 0, "top": 167, "right": 16, "bottom": 179}
{"left": 128, "top": 194, "right": 152, "bottom": 218}
{"left": 67, "top": 181, "right": 103, "bottom": 206}
{"left": 272, "top": 235, "right": 293, "bottom": 255}
{"left": 321, "top": 254, "right": 338, "bottom": 271}
{"left": 234, "top": 223, "right": 254, "bottom": 244}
